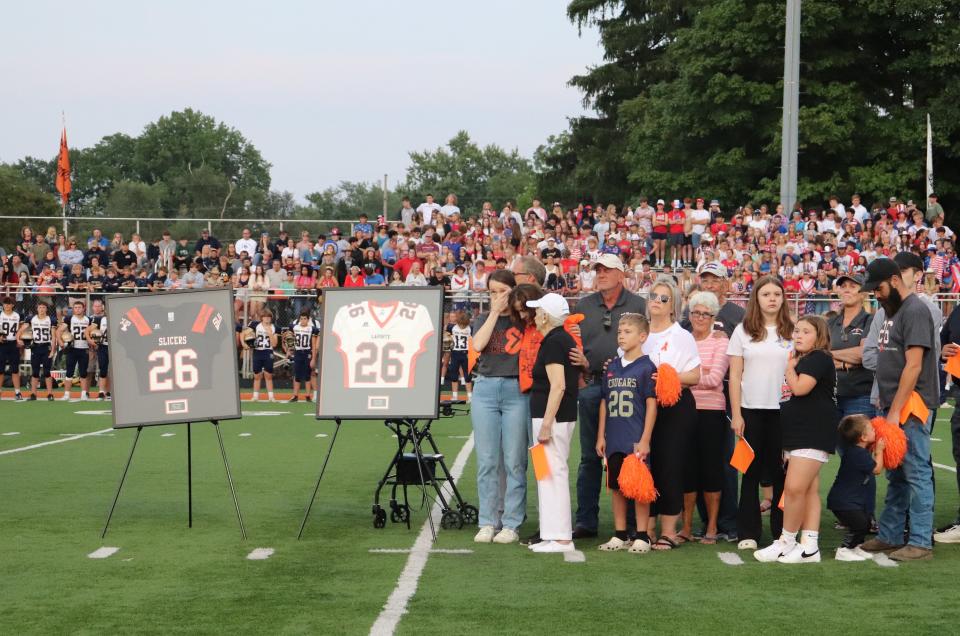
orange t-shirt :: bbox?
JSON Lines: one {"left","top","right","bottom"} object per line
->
{"left": 518, "top": 315, "right": 585, "bottom": 393}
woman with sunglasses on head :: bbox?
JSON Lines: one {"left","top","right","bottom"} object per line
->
{"left": 643, "top": 277, "right": 701, "bottom": 550}
{"left": 727, "top": 275, "right": 794, "bottom": 550}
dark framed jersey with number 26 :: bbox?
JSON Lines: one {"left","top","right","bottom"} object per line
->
{"left": 106, "top": 289, "right": 242, "bottom": 428}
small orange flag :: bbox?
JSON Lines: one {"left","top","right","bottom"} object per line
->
{"left": 729, "top": 436, "right": 755, "bottom": 473}
{"left": 777, "top": 492, "right": 785, "bottom": 511}
{"left": 467, "top": 336, "right": 479, "bottom": 375}
{"left": 530, "top": 443, "right": 551, "bottom": 481}
{"left": 945, "top": 353, "right": 960, "bottom": 379}
{"left": 899, "top": 390, "right": 929, "bottom": 425}
{"left": 55, "top": 127, "right": 71, "bottom": 207}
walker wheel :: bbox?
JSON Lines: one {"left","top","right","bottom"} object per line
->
{"left": 390, "top": 504, "right": 410, "bottom": 524}
{"left": 373, "top": 506, "right": 387, "bottom": 529}
{"left": 459, "top": 504, "right": 478, "bottom": 525}
{"left": 440, "top": 509, "right": 464, "bottom": 530}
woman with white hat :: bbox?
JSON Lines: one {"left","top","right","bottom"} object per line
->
{"left": 526, "top": 293, "right": 581, "bottom": 553}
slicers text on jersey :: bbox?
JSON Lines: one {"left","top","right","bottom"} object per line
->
{"left": 330, "top": 301, "right": 435, "bottom": 388}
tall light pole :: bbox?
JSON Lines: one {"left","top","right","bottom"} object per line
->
{"left": 779, "top": 0, "right": 801, "bottom": 212}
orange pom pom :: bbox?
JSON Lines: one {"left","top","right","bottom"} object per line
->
{"left": 563, "top": 313, "right": 585, "bottom": 351}
{"left": 618, "top": 454, "right": 658, "bottom": 503}
{"left": 655, "top": 363, "right": 682, "bottom": 407}
{"left": 870, "top": 416, "right": 908, "bottom": 469}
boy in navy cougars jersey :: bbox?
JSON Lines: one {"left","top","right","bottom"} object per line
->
{"left": 18, "top": 301, "right": 57, "bottom": 400}
{"left": 0, "top": 297, "right": 24, "bottom": 400}
{"left": 284, "top": 308, "right": 319, "bottom": 403}
{"left": 596, "top": 313, "right": 658, "bottom": 553}
{"left": 249, "top": 308, "right": 278, "bottom": 401}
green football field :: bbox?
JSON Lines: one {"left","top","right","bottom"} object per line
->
{"left": 1, "top": 401, "right": 959, "bottom": 634}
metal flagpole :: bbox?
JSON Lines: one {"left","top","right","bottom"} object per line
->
{"left": 779, "top": 0, "right": 801, "bottom": 213}
{"left": 926, "top": 114, "right": 934, "bottom": 200}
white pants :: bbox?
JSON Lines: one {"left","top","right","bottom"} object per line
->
{"left": 531, "top": 418, "right": 575, "bottom": 541}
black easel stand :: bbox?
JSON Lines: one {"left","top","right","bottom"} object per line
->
{"left": 101, "top": 420, "right": 246, "bottom": 539}
{"left": 297, "top": 418, "right": 343, "bottom": 539}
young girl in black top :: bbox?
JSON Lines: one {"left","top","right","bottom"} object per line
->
{"left": 754, "top": 315, "right": 838, "bottom": 564}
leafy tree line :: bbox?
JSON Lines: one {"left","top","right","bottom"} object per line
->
{"left": 537, "top": 0, "right": 960, "bottom": 216}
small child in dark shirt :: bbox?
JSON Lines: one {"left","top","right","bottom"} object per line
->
{"left": 827, "top": 414, "right": 884, "bottom": 561}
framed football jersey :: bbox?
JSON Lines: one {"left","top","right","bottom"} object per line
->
{"left": 106, "top": 289, "right": 242, "bottom": 428}
{"left": 317, "top": 287, "right": 444, "bottom": 420}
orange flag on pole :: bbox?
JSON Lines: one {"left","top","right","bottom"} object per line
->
{"left": 55, "top": 127, "right": 71, "bottom": 207}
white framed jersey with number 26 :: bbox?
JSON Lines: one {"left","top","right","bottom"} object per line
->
{"left": 330, "top": 301, "right": 435, "bottom": 389}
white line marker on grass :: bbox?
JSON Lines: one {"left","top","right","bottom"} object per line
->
{"left": 315, "top": 433, "right": 328, "bottom": 438}
{"left": 2, "top": 432, "right": 20, "bottom": 436}
{"left": 931, "top": 438, "right": 942, "bottom": 442}
{"left": 246, "top": 548, "right": 274, "bottom": 560}
{"left": 0, "top": 428, "right": 113, "bottom": 457}
{"left": 369, "top": 548, "right": 473, "bottom": 555}
{"left": 717, "top": 552, "right": 744, "bottom": 566}
{"left": 88, "top": 547, "right": 119, "bottom": 559}
{"left": 934, "top": 462, "right": 957, "bottom": 473}
{"left": 239, "top": 433, "right": 252, "bottom": 437}
{"left": 563, "top": 550, "right": 586, "bottom": 563}
{"left": 161, "top": 432, "right": 176, "bottom": 437}
{"left": 369, "top": 433, "right": 475, "bottom": 636}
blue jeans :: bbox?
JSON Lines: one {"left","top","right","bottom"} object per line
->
{"left": 470, "top": 376, "right": 529, "bottom": 531}
{"left": 575, "top": 383, "right": 603, "bottom": 531}
{"left": 837, "top": 394, "right": 877, "bottom": 515}
{"left": 877, "top": 412, "right": 935, "bottom": 549}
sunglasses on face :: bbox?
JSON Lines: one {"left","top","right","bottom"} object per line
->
{"left": 650, "top": 294, "right": 671, "bottom": 304}
{"left": 690, "top": 311, "right": 715, "bottom": 319}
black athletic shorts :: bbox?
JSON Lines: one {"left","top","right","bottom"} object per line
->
{"left": 607, "top": 452, "right": 627, "bottom": 491}
{"left": 0, "top": 342, "right": 19, "bottom": 374}
{"left": 253, "top": 349, "right": 274, "bottom": 374}
{"left": 97, "top": 345, "right": 109, "bottom": 376}
{"left": 293, "top": 350, "right": 311, "bottom": 382}
{"left": 65, "top": 348, "right": 89, "bottom": 377}
{"left": 31, "top": 344, "right": 53, "bottom": 379}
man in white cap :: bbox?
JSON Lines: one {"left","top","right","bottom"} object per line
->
{"left": 572, "top": 253, "right": 647, "bottom": 538}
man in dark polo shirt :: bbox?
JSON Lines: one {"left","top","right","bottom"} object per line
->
{"left": 691, "top": 262, "right": 744, "bottom": 337}
{"left": 573, "top": 253, "right": 646, "bottom": 538}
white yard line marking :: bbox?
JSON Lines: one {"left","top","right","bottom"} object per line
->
{"left": 0, "top": 428, "right": 113, "bottom": 457}
{"left": 246, "top": 547, "right": 274, "bottom": 560}
{"left": 931, "top": 438, "right": 942, "bottom": 442}
{"left": 88, "top": 547, "right": 119, "bottom": 559}
{"left": 368, "top": 548, "right": 473, "bottom": 555}
{"left": 369, "top": 433, "right": 474, "bottom": 636}
{"left": 934, "top": 462, "right": 957, "bottom": 473}
{"left": 161, "top": 432, "right": 176, "bottom": 438}
{"left": 2, "top": 432, "right": 21, "bottom": 436}
{"left": 563, "top": 550, "right": 586, "bottom": 563}
{"left": 315, "top": 433, "right": 328, "bottom": 438}
{"left": 717, "top": 552, "right": 744, "bottom": 566}
{"left": 238, "top": 433, "right": 252, "bottom": 437}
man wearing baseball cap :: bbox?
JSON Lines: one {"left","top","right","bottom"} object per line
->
{"left": 687, "top": 262, "right": 744, "bottom": 337}
{"left": 859, "top": 255, "right": 939, "bottom": 560}
{"left": 574, "top": 252, "right": 647, "bottom": 538}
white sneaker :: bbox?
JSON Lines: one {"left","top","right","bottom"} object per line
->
{"left": 934, "top": 524, "right": 960, "bottom": 544}
{"left": 778, "top": 542, "right": 821, "bottom": 563}
{"left": 60, "top": 394, "right": 71, "bottom": 401}
{"left": 753, "top": 539, "right": 790, "bottom": 562}
{"left": 492, "top": 528, "right": 519, "bottom": 544}
{"left": 835, "top": 546, "right": 869, "bottom": 562}
{"left": 530, "top": 540, "right": 575, "bottom": 553}
{"left": 853, "top": 546, "right": 875, "bottom": 560}
{"left": 737, "top": 539, "right": 758, "bottom": 550}
{"left": 473, "top": 526, "right": 495, "bottom": 543}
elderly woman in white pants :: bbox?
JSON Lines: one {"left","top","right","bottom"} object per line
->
{"left": 525, "top": 293, "right": 581, "bottom": 553}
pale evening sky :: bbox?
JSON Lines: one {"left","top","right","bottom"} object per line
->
{"left": 1, "top": 1, "right": 601, "bottom": 200}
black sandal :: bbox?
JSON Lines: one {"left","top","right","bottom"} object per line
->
{"left": 652, "top": 536, "right": 679, "bottom": 551}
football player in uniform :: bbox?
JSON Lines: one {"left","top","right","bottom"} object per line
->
{"left": 18, "top": 301, "right": 57, "bottom": 400}
{"left": 0, "top": 296, "right": 24, "bottom": 400}
{"left": 87, "top": 299, "right": 111, "bottom": 400}
{"left": 59, "top": 300, "right": 92, "bottom": 400}
{"left": 284, "top": 308, "right": 319, "bottom": 403}
{"left": 447, "top": 310, "right": 473, "bottom": 401}
{"left": 246, "top": 308, "right": 278, "bottom": 401}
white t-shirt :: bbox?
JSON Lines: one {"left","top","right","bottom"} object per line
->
{"left": 235, "top": 238, "right": 257, "bottom": 259}
{"left": 440, "top": 204, "right": 461, "bottom": 219}
{"left": 726, "top": 324, "right": 793, "bottom": 409}
{"left": 641, "top": 322, "right": 701, "bottom": 372}
{"left": 416, "top": 202, "right": 442, "bottom": 226}
{"left": 579, "top": 270, "right": 596, "bottom": 291}
{"left": 691, "top": 209, "right": 711, "bottom": 235}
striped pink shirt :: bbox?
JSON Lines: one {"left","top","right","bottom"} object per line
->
{"left": 691, "top": 332, "right": 730, "bottom": 411}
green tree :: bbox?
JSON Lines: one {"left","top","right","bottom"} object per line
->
{"left": 304, "top": 181, "right": 403, "bottom": 221}
{"left": 554, "top": 0, "right": 960, "bottom": 214}
{"left": 0, "top": 165, "right": 60, "bottom": 245}
{"left": 404, "top": 131, "right": 534, "bottom": 214}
